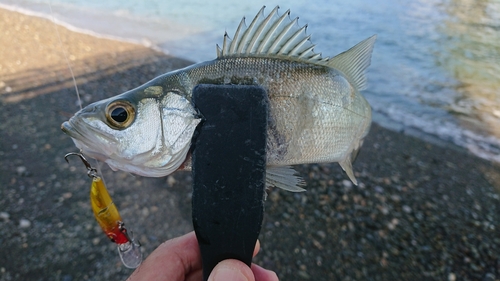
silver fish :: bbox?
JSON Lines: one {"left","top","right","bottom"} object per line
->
{"left": 61, "top": 6, "right": 376, "bottom": 191}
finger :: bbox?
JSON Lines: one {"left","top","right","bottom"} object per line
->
{"left": 251, "top": 263, "right": 279, "bottom": 281}
{"left": 253, "top": 240, "right": 261, "bottom": 257}
{"left": 185, "top": 268, "right": 203, "bottom": 281}
{"left": 127, "top": 232, "right": 201, "bottom": 281}
{"left": 208, "top": 259, "right": 255, "bottom": 281}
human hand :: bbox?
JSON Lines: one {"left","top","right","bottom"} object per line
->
{"left": 126, "top": 231, "right": 278, "bottom": 281}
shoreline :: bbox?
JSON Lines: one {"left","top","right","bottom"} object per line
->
{"left": 1, "top": 7, "right": 499, "bottom": 280}
{"left": 0, "top": 2, "right": 162, "bottom": 46}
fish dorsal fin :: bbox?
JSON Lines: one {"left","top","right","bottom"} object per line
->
{"left": 326, "top": 35, "right": 377, "bottom": 91}
{"left": 216, "top": 6, "right": 325, "bottom": 63}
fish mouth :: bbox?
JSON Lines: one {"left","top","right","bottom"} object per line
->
{"left": 61, "top": 117, "right": 115, "bottom": 144}
{"left": 61, "top": 121, "right": 79, "bottom": 139}
{"left": 61, "top": 119, "right": 91, "bottom": 143}
{"left": 60, "top": 119, "right": 111, "bottom": 162}
{"left": 61, "top": 119, "right": 92, "bottom": 154}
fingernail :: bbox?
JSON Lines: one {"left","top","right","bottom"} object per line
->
{"left": 209, "top": 264, "right": 249, "bottom": 281}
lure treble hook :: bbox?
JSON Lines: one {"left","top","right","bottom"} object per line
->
{"left": 64, "top": 152, "right": 98, "bottom": 178}
{"left": 64, "top": 151, "right": 142, "bottom": 268}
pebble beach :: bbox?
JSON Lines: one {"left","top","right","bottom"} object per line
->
{"left": 0, "top": 7, "right": 499, "bottom": 281}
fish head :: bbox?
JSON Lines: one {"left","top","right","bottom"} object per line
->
{"left": 61, "top": 85, "right": 201, "bottom": 177}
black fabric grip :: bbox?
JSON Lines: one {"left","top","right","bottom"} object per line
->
{"left": 192, "top": 84, "right": 268, "bottom": 281}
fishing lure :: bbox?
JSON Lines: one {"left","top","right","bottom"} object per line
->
{"left": 64, "top": 152, "right": 142, "bottom": 268}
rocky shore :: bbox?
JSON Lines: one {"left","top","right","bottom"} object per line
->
{"left": 1, "top": 8, "right": 499, "bottom": 281}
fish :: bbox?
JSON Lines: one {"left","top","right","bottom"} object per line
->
{"left": 61, "top": 6, "right": 376, "bottom": 192}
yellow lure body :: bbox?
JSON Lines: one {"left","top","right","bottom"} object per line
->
{"left": 90, "top": 176, "right": 129, "bottom": 244}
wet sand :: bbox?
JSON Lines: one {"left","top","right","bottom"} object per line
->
{"left": 1, "top": 8, "right": 499, "bottom": 281}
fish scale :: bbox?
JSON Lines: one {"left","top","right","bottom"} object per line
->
{"left": 61, "top": 6, "right": 376, "bottom": 191}
{"left": 176, "top": 57, "right": 369, "bottom": 165}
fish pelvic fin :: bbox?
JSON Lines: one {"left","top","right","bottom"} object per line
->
{"left": 326, "top": 35, "right": 377, "bottom": 91}
{"left": 266, "top": 166, "right": 306, "bottom": 192}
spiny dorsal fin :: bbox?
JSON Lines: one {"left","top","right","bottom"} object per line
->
{"left": 326, "top": 35, "right": 377, "bottom": 91}
{"left": 216, "top": 6, "right": 324, "bottom": 63}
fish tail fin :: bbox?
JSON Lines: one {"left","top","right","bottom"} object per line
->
{"left": 266, "top": 166, "right": 306, "bottom": 192}
{"left": 327, "top": 35, "right": 377, "bottom": 91}
{"left": 339, "top": 157, "right": 358, "bottom": 186}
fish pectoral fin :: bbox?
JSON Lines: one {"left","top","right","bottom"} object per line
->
{"left": 266, "top": 166, "right": 306, "bottom": 192}
{"left": 339, "top": 158, "right": 358, "bottom": 186}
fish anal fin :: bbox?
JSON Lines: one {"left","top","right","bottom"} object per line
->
{"left": 266, "top": 166, "right": 306, "bottom": 192}
{"left": 339, "top": 157, "right": 358, "bottom": 186}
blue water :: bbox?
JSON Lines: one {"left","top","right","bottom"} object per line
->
{"left": 2, "top": 0, "right": 500, "bottom": 162}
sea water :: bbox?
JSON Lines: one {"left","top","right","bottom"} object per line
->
{"left": 2, "top": 0, "right": 499, "bottom": 162}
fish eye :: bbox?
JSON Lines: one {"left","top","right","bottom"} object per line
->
{"left": 105, "top": 101, "right": 135, "bottom": 129}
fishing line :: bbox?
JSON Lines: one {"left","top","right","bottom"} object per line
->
{"left": 48, "top": 0, "right": 105, "bottom": 201}
{"left": 48, "top": 1, "right": 82, "bottom": 110}
{"left": 51, "top": 1, "right": 142, "bottom": 268}
{"left": 48, "top": 1, "right": 100, "bottom": 178}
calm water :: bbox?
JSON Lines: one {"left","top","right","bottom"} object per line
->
{"left": 2, "top": 0, "right": 500, "bottom": 162}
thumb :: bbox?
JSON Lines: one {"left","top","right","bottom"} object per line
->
{"left": 208, "top": 259, "right": 254, "bottom": 281}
